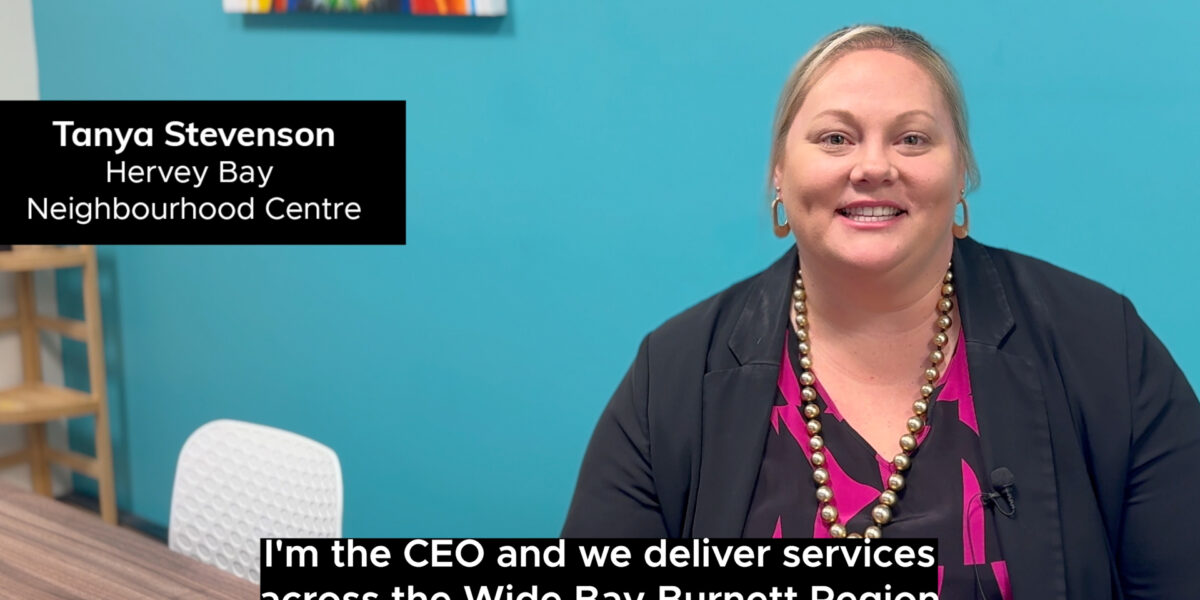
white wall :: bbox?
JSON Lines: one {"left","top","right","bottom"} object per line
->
{"left": 0, "top": 0, "right": 71, "bottom": 494}
{"left": 1, "top": 0, "right": 39, "bottom": 100}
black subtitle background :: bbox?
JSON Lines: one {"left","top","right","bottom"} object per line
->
{"left": 1, "top": 100, "right": 406, "bottom": 244}
{"left": 260, "top": 539, "right": 939, "bottom": 598}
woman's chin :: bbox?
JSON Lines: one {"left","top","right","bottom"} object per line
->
{"left": 826, "top": 245, "right": 910, "bottom": 274}
{"left": 812, "top": 228, "right": 953, "bottom": 274}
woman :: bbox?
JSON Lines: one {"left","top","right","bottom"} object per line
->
{"left": 562, "top": 24, "right": 1200, "bottom": 600}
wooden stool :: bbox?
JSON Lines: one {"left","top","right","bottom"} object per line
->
{"left": 0, "top": 245, "right": 117, "bottom": 524}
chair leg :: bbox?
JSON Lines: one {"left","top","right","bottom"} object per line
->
{"left": 94, "top": 411, "right": 118, "bottom": 524}
{"left": 82, "top": 247, "right": 117, "bottom": 525}
{"left": 16, "top": 271, "right": 51, "bottom": 496}
{"left": 15, "top": 271, "right": 41, "bottom": 382}
{"left": 26, "top": 423, "right": 52, "bottom": 496}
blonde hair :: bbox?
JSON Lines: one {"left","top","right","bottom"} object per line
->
{"left": 767, "top": 25, "right": 980, "bottom": 199}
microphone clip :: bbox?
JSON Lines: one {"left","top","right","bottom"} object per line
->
{"left": 982, "top": 490, "right": 1015, "bottom": 518}
{"left": 986, "top": 467, "right": 1017, "bottom": 518}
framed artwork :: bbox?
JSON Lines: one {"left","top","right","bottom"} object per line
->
{"left": 223, "top": 0, "right": 506, "bottom": 15}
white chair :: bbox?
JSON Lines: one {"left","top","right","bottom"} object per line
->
{"left": 168, "top": 419, "right": 343, "bottom": 583}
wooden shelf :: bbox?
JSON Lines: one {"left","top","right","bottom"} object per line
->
{"left": 33, "top": 316, "right": 89, "bottom": 342}
{"left": 0, "top": 383, "right": 97, "bottom": 424}
{"left": 0, "top": 244, "right": 116, "bottom": 523}
{"left": 0, "top": 316, "right": 88, "bottom": 340}
{"left": 0, "top": 247, "right": 88, "bottom": 272}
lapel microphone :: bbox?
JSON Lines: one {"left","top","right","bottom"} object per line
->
{"left": 983, "top": 467, "right": 1016, "bottom": 518}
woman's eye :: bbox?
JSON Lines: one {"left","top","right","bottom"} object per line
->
{"left": 901, "top": 134, "right": 926, "bottom": 145}
{"left": 822, "top": 133, "right": 848, "bottom": 146}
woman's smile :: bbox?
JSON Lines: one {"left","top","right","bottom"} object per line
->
{"left": 836, "top": 202, "right": 908, "bottom": 228}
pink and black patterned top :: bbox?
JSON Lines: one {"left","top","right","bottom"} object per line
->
{"left": 746, "top": 326, "right": 1013, "bottom": 600}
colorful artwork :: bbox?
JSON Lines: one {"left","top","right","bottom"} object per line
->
{"left": 222, "top": 0, "right": 506, "bottom": 15}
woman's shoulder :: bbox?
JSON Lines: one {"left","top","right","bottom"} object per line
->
{"left": 974, "top": 239, "right": 1114, "bottom": 293}
{"left": 965, "top": 238, "right": 1130, "bottom": 321}
{"left": 964, "top": 238, "right": 1158, "bottom": 410}
{"left": 640, "top": 249, "right": 794, "bottom": 373}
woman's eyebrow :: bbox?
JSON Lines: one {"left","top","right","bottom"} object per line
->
{"left": 893, "top": 109, "right": 937, "bottom": 123}
{"left": 811, "top": 109, "right": 858, "bottom": 123}
{"left": 811, "top": 109, "right": 937, "bottom": 123}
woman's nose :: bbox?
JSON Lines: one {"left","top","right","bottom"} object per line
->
{"left": 849, "top": 144, "right": 897, "bottom": 185}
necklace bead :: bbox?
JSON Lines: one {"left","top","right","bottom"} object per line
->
{"left": 813, "top": 467, "right": 830, "bottom": 485}
{"left": 821, "top": 505, "right": 839, "bottom": 524}
{"left": 871, "top": 505, "right": 893, "bottom": 525}
{"left": 792, "top": 263, "right": 955, "bottom": 539}
{"left": 816, "top": 485, "right": 833, "bottom": 502}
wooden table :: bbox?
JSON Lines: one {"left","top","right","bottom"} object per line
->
{"left": 0, "top": 483, "right": 256, "bottom": 599}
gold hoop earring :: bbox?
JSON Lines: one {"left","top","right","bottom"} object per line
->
{"left": 771, "top": 187, "right": 790, "bottom": 238}
{"left": 953, "top": 190, "right": 970, "bottom": 239}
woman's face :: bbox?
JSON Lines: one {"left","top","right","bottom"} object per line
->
{"left": 776, "top": 49, "right": 964, "bottom": 274}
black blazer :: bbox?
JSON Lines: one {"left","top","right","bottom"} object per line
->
{"left": 562, "top": 236, "right": 1200, "bottom": 600}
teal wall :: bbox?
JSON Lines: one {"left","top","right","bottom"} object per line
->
{"left": 32, "top": 1, "right": 1200, "bottom": 536}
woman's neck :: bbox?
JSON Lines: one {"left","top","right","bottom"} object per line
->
{"left": 796, "top": 242, "right": 953, "bottom": 336}
{"left": 793, "top": 241, "right": 958, "bottom": 384}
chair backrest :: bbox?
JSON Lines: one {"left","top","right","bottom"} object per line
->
{"left": 168, "top": 419, "right": 342, "bottom": 583}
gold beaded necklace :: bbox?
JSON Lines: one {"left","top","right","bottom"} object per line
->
{"left": 791, "top": 263, "right": 956, "bottom": 539}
